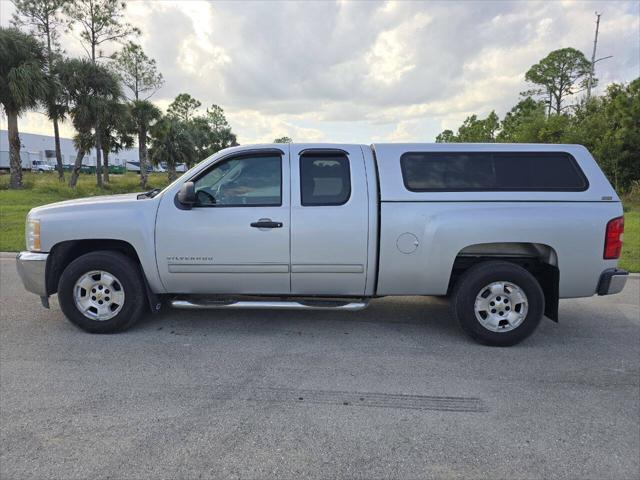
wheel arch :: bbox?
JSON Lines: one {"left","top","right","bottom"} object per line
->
{"left": 448, "top": 242, "right": 560, "bottom": 321}
{"left": 45, "top": 239, "right": 159, "bottom": 312}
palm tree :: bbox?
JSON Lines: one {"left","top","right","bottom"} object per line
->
{"left": 130, "top": 100, "right": 161, "bottom": 188}
{"left": 150, "top": 117, "right": 196, "bottom": 181}
{"left": 56, "top": 58, "right": 122, "bottom": 187}
{"left": 12, "top": 0, "right": 70, "bottom": 181}
{"left": 113, "top": 43, "right": 164, "bottom": 188}
{"left": 100, "top": 99, "right": 133, "bottom": 183}
{"left": 0, "top": 27, "right": 47, "bottom": 189}
{"left": 47, "top": 54, "right": 69, "bottom": 180}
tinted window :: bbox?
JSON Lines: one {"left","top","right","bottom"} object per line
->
{"left": 194, "top": 155, "right": 281, "bottom": 206}
{"left": 400, "top": 152, "right": 587, "bottom": 191}
{"left": 300, "top": 154, "right": 351, "bottom": 206}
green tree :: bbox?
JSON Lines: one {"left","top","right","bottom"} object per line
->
{"left": 57, "top": 57, "right": 122, "bottom": 187}
{"left": 64, "top": 0, "right": 138, "bottom": 187}
{"left": 205, "top": 104, "right": 237, "bottom": 153}
{"left": 274, "top": 136, "right": 292, "bottom": 143}
{"left": 497, "top": 97, "right": 546, "bottom": 142}
{"left": 434, "top": 129, "right": 456, "bottom": 143}
{"left": 184, "top": 115, "right": 237, "bottom": 163}
{"left": 435, "top": 112, "right": 499, "bottom": 143}
{"left": 12, "top": 0, "right": 69, "bottom": 181}
{"left": 188, "top": 116, "right": 215, "bottom": 163}
{"left": 0, "top": 27, "right": 47, "bottom": 189}
{"left": 113, "top": 42, "right": 163, "bottom": 101}
{"left": 150, "top": 116, "right": 196, "bottom": 181}
{"left": 167, "top": 93, "right": 201, "bottom": 122}
{"left": 525, "top": 48, "right": 592, "bottom": 115}
{"left": 567, "top": 80, "right": 640, "bottom": 191}
{"left": 129, "top": 99, "right": 161, "bottom": 188}
{"left": 169, "top": 101, "right": 237, "bottom": 163}
{"left": 113, "top": 42, "right": 163, "bottom": 187}
{"left": 100, "top": 98, "right": 133, "bottom": 182}
{"left": 457, "top": 111, "right": 499, "bottom": 142}
{"left": 206, "top": 104, "right": 229, "bottom": 130}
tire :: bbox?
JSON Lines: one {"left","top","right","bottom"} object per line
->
{"left": 451, "top": 261, "right": 544, "bottom": 346}
{"left": 58, "top": 251, "right": 146, "bottom": 333}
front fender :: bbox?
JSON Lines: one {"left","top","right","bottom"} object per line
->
{"left": 32, "top": 196, "right": 164, "bottom": 293}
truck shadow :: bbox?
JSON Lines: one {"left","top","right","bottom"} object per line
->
{"left": 135, "top": 296, "right": 468, "bottom": 343}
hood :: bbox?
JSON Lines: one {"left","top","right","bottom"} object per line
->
{"left": 29, "top": 193, "right": 146, "bottom": 216}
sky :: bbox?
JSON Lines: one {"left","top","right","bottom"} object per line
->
{"left": 1, "top": 0, "right": 639, "bottom": 145}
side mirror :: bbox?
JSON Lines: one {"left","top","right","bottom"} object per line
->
{"left": 177, "top": 181, "right": 197, "bottom": 208}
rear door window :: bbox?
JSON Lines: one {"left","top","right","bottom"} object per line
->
{"left": 300, "top": 153, "right": 351, "bottom": 206}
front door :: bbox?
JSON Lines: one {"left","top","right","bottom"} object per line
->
{"left": 155, "top": 149, "right": 291, "bottom": 294}
{"left": 290, "top": 145, "right": 370, "bottom": 296}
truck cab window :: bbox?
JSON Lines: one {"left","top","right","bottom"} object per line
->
{"left": 193, "top": 155, "right": 282, "bottom": 206}
{"left": 300, "top": 154, "right": 351, "bottom": 206}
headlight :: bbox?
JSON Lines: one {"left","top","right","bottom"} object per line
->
{"left": 26, "top": 218, "right": 41, "bottom": 252}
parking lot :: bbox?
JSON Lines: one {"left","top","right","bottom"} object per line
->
{"left": 1, "top": 253, "right": 638, "bottom": 479}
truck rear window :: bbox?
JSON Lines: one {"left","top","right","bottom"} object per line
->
{"left": 400, "top": 152, "right": 588, "bottom": 192}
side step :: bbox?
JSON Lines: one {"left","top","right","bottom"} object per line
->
{"left": 170, "top": 298, "right": 369, "bottom": 311}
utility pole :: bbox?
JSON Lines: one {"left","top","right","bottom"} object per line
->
{"left": 586, "top": 12, "right": 601, "bottom": 100}
{"left": 586, "top": 12, "right": 613, "bottom": 100}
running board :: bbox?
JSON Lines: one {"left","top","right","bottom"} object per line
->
{"left": 170, "top": 298, "right": 369, "bottom": 311}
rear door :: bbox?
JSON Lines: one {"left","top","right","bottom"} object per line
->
{"left": 290, "top": 145, "right": 370, "bottom": 296}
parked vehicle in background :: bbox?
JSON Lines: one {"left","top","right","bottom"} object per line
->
{"left": 0, "top": 152, "right": 54, "bottom": 172}
{"left": 30, "top": 160, "right": 55, "bottom": 172}
{"left": 158, "top": 162, "right": 186, "bottom": 172}
{"left": 125, "top": 161, "right": 153, "bottom": 173}
{"left": 16, "top": 143, "right": 628, "bottom": 346}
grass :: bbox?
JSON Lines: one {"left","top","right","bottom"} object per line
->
{"left": 1, "top": 171, "right": 638, "bottom": 272}
{"left": 0, "top": 172, "right": 169, "bottom": 252}
{"left": 620, "top": 199, "right": 640, "bottom": 272}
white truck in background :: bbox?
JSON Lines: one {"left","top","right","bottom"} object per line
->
{"left": 0, "top": 152, "right": 55, "bottom": 171}
{"left": 17, "top": 143, "right": 628, "bottom": 346}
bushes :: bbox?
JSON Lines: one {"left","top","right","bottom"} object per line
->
{"left": 0, "top": 170, "right": 168, "bottom": 194}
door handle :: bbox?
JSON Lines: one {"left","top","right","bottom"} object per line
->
{"left": 250, "top": 220, "right": 283, "bottom": 229}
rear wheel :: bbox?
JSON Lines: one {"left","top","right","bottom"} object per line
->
{"left": 58, "top": 251, "right": 146, "bottom": 333}
{"left": 451, "top": 261, "right": 544, "bottom": 346}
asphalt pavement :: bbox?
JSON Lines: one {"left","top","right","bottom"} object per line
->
{"left": 1, "top": 254, "right": 638, "bottom": 479}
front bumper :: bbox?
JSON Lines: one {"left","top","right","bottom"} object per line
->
{"left": 597, "top": 268, "right": 628, "bottom": 295}
{"left": 16, "top": 251, "right": 49, "bottom": 298}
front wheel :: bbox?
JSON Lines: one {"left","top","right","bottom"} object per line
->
{"left": 58, "top": 251, "right": 146, "bottom": 333}
{"left": 451, "top": 261, "right": 545, "bottom": 346}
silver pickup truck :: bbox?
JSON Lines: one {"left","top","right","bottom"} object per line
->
{"left": 17, "top": 143, "right": 628, "bottom": 345}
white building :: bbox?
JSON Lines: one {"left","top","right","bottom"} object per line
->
{"left": 0, "top": 130, "right": 139, "bottom": 168}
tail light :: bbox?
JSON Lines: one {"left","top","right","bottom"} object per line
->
{"left": 604, "top": 216, "right": 624, "bottom": 259}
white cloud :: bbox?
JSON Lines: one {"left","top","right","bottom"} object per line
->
{"left": 1, "top": 0, "right": 638, "bottom": 144}
{"left": 227, "top": 110, "right": 325, "bottom": 144}
{"left": 365, "top": 13, "right": 431, "bottom": 85}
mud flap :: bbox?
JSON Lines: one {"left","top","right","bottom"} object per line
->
{"left": 538, "top": 264, "right": 559, "bottom": 322}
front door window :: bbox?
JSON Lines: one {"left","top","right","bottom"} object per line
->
{"left": 193, "top": 155, "right": 282, "bottom": 207}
